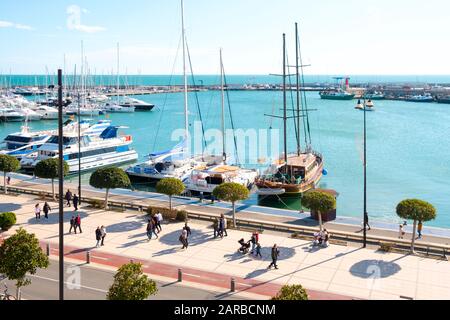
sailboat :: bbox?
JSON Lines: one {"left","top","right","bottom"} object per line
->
{"left": 256, "top": 25, "right": 324, "bottom": 197}
{"left": 126, "top": 0, "right": 209, "bottom": 182}
{"left": 183, "top": 49, "right": 258, "bottom": 195}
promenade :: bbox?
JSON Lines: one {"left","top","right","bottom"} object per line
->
{"left": 2, "top": 192, "right": 450, "bottom": 300}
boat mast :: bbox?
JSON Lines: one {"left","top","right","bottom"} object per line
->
{"left": 282, "top": 33, "right": 288, "bottom": 166}
{"left": 181, "top": 0, "right": 189, "bottom": 144}
{"left": 220, "top": 48, "right": 226, "bottom": 164}
{"left": 295, "top": 23, "right": 301, "bottom": 156}
{"left": 116, "top": 42, "right": 120, "bottom": 104}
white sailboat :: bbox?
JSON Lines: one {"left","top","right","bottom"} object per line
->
{"left": 126, "top": 0, "right": 208, "bottom": 181}
{"left": 184, "top": 49, "right": 258, "bottom": 195}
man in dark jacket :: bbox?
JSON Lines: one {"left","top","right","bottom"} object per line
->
{"left": 95, "top": 227, "right": 102, "bottom": 248}
{"left": 69, "top": 216, "right": 76, "bottom": 234}
{"left": 73, "top": 194, "right": 79, "bottom": 211}
{"left": 75, "top": 214, "right": 82, "bottom": 233}
{"left": 65, "top": 189, "right": 73, "bottom": 207}
{"left": 268, "top": 244, "right": 280, "bottom": 270}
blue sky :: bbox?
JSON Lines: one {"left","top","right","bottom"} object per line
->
{"left": 0, "top": 0, "right": 449, "bottom": 75}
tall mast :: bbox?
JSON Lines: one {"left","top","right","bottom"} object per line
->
{"left": 81, "top": 41, "right": 84, "bottom": 106}
{"left": 116, "top": 42, "right": 120, "bottom": 104}
{"left": 295, "top": 23, "right": 301, "bottom": 155}
{"left": 220, "top": 48, "right": 226, "bottom": 164}
{"left": 283, "top": 33, "right": 288, "bottom": 166}
{"left": 181, "top": 0, "right": 189, "bottom": 141}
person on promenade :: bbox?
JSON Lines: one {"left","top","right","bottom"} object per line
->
{"left": 398, "top": 224, "right": 405, "bottom": 239}
{"left": 250, "top": 233, "right": 257, "bottom": 254}
{"left": 417, "top": 220, "right": 423, "bottom": 239}
{"left": 95, "top": 226, "right": 102, "bottom": 248}
{"left": 73, "top": 194, "right": 79, "bottom": 211}
{"left": 6, "top": 176, "right": 11, "bottom": 185}
{"left": 75, "top": 214, "right": 82, "bottom": 233}
{"left": 146, "top": 219, "right": 158, "bottom": 241}
{"left": 43, "top": 202, "right": 51, "bottom": 219}
{"left": 364, "top": 213, "right": 371, "bottom": 231}
{"left": 180, "top": 228, "right": 188, "bottom": 249}
{"left": 268, "top": 244, "right": 280, "bottom": 270}
{"left": 219, "top": 214, "right": 228, "bottom": 238}
{"left": 155, "top": 212, "right": 163, "bottom": 233}
{"left": 213, "top": 217, "right": 219, "bottom": 238}
{"left": 35, "top": 203, "right": 41, "bottom": 220}
{"left": 255, "top": 242, "right": 262, "bottom": 258}
{"left": 183, "top": 222, "right": 191, "bottom": 238}
{"left": 65, "top": 189, "right": 73, "bottom": 207}
{"left": 69, "top": 216, "right": 76, "bottom": 234}
{"left": 100, "top": 225, "right": 107, "bottom": 246}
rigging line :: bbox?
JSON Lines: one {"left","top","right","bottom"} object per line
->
{"left": 152, "top": 34, "right": 182, "bottom": 152}
{"left": 185, "top": 39, "right": 207, "bottom": 152}
{"left": 286, "top": 51, "right": 299, "bottom": 150}
{"left": 223, "top": 68, "right": 240, "bottom": 166}
{"left": 297, "top": 27, "right": 312, "bottom": 146}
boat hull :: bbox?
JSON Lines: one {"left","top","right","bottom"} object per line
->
{"left": 319, "top": 94, "right": 355, "bottom": 100}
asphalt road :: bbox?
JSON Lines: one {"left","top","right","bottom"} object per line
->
{"left": 0, "top": 260, "right": 245, "bottom": 300}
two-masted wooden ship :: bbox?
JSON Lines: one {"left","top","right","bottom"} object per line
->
{"left": 256, "top": 24, "right": 325, "bottom": 197}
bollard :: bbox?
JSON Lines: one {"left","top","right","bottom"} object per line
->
{"left": 178, "top": 268, "right": 182, "bottom": 282}
{"left": 46, "top": 243, "right": 50, "bottom": 256}
{"left": 86, "top": 251, "right": 91, "bottom": 264}
{"left": 230, "top": 278, "right": 236, "bottom": 292}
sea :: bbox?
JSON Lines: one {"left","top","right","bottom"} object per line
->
{"left": 2, "top": 75, "right": 450, "bottom": 228}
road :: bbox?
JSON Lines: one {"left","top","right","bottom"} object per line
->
{"left": 0, "top": 260, "right": 246, "bottom": 300}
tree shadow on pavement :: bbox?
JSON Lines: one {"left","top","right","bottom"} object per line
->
{"left": 224, "top": 246, "right": 295, "bottom": 263}
{"left": 0, "top": 203, "right": 22, "bottom": 212}
{"left": 245, "top": 268, "right": 270, "bottom": 279}
{"left": 350, "top": 259, "right": 401, "bottom": 279}
{"left": 106, "top": 220, "right": 145, "bottom": 233}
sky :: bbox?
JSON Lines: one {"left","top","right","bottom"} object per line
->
{"left": 0, "top": 0, "right": 449, "bottom": 75}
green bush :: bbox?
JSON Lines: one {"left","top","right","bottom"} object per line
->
{"left": 272, "top": 284, "right": 309, "bottom": 300}
{"left": 0, "top": 212, "right": 16, "bottom": 231}
{"left": 379, "top": 242, "right": 394, "bottom": 252}
{"left": 176, "top": 210, "right": 188, "bottom": 222}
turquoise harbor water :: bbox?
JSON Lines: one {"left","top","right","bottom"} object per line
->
{"left": 2, "top": 82, "right": 450, "bottom": 228}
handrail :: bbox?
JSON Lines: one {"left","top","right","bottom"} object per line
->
{"left": 4, "top": 184, "right": 449, "bottom": 256}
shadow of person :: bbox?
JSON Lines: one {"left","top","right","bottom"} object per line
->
{"left": 158, "top": 228, "right": 211, "bottom": 247}
{"left": 27, "top": 210, "right": 89, "bottom": 225}
{"left": 106, "top": 220, "right": 146, "bottom": 233}
{"left": 245, "top": 268, "right": 270, "bottom": 279}
{"left": 350, "top": 259, "right": 401, "bottom": 279}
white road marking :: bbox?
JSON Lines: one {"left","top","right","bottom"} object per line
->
{"left": 29, "top": 274, "right": 107, "bottom": 293}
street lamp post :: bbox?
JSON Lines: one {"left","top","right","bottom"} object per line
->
{"left": 57, "top": 69, "right": 64, "bottom": 300}
{"left": 78, "top": 94, "right": 81, "bottom": 205}
{"left": 363, "top": 97, "right": 367, "bottom": 248}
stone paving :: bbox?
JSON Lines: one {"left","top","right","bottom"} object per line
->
{"left": 2, "top": 194, "right": 450, "bottom": 300}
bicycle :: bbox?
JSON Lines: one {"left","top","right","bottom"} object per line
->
{"left": 0, "top": 284, "right": 16, "bottom": 301}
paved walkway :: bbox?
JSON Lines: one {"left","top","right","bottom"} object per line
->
{"left": 6, "top": 172, "right": 450, "bottom": 245}
{"left": 2, "top": 194, "right": 449, "bottom": 300}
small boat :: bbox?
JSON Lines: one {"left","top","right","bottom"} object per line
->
{"left": 406, "top": 93, "right": 434, "bottom": 103}
{"left": 319, "top": 90, "right": 355, "bottom": 100}
{"left": 436, "top": 95, "right": 450, "bottom": 104}
{"left": 256, "top": 188, "right": 286, "bottom": 196}
{"left": 363, "top": 92, "right": 385, "bottom": 100}
{"left": 34, "top": 105, "right": 59, "bottom": 120}
{"left": 0, "top": 108, "right": 26, "bottom": 122}
{"left": 103, "top": 102, "right": 135, "bottom": 113}
{"left": 0, "top": 125, "right": 51, "bottom": 160}
{"left": 119, "top": 97, "right": 154, "bottom": 111}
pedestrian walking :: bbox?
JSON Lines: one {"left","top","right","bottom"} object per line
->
{"left": 100, "top": 225, "right": 107, "bottom": 246}
{"left": 255, "top": 242, "right": 262, "bottom": 258}
{"left": 65, "top": 189, "right": 73, "bottom": 207}
{"left": 6, "top": 176, "right": 11, "bottom": 185}
{"left": 250, "top": 233, "right": 257, "bottom": 254}
{"left": 146, "top": 219, "right": 158, "bottom": 241}
{"left": 219, "top": 214, "right": 228, "bottom": 238}
{"left": 417, "top": 220, "right": 423, "bottom": 239}
{"left": 398, "top": 224, "right": 405, "bottom": 239}
{"left": 155, "top": 212, "right": 163, "bottom": 233}
{"left": 69, "top": 216, "right": 76, "bottom": 234}
{"left": 213, "top": 217, "right": 219, "bottom": 238}
{"left": 180, "top": 228, "right": 188, "bottom": 249}
{"left": 268, "top": 244, "right": 280, "bottom": 270}
{"left": 364, "top": 213, "right": 371, "bottom": 231}
{"left": 43, "top": 202, "right": 51, "bottom": 219}
{"left": 183, "top": 222, "right": 191, "bottom": 237}
{"left": 95, "top": 227, "right": 102, "bottom": 248}
{"left": 73, "top": 194, "right": 79, "bottom": 211}
{"left": 75, "top": 214, "right": 82, "bottom": 233}
{"left": 35, "top": 203, "right": 41, "bottom": 220}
